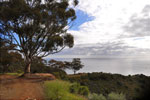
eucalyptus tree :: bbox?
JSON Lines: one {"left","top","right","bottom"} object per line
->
{"left": 0, "top": 0, "right": 78, "bottom": 73}
{"left": 70, "top": 58, "right": 84, "bottom": 74}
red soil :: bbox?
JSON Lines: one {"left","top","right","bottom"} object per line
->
{"left": 0, "top": 74, "right": 55, "bottom": 100}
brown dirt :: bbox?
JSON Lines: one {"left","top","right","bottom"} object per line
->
{"left": 0, "top": 74, "right": 55, "bottom": 100}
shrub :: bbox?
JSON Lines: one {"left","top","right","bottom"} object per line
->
{"left": 44, "top": 80, "right": 85, "bottom": 100}
{"left": 52, "top": 71, "right": 67, "bottom": 79}
{"left": 48, "top": 68, "right": 67, "bottom": 79}
{"left": 108, "top": 92, "right": 126, "bottom": 100}
{"left": 69, "top": 82, "right": 89, "bottom": 96}
{"left": 88, "top": 93, "right": 106, "bottom": 100}
{"left": 69, "top": 82, "right": 80, "bottom": 94}
{"left": 78, "top": 86, "right": 89, "bottom": 96}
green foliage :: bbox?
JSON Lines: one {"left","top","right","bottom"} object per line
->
{"left": 88, "top": 93, "right": 106, "bottom": 100}
{"left": 5, "top": 73, "right": 23, "bottom": 76}
{"left": 108, "top": 92, "right": 126, "bottom": 100}
{"left": 0, "top": 41, "right": 24, "bottom": 73}
{"left": 70, "top": 58, "right": 84, "bottom": 74}
{"left": 30, "top": 58, "right": 47, "bottom": 73}
{"left": 48, "top": 58, "right": 84, "bottom": 74}
{"left": 31, "top": 59, "right": 68, "bottom": 79}
{"left": 69, "top": 82, "right": 80, "bottom": 94}
{"left": 69, "top": 82, "right": 89, "bottom": 96}
{"left": 52, "top": 71, "right": 67, "bottom": 79}
{"left": 88, "top": 92, "right": 126, "bottom": 100}
{"left": 0, "top": 38, "right": 24, "bottom": 73}
{"left": 78, "top": 86, "right": 89, "bottom": 96}
{"left": 0, "top": 0, "right": 78, "bottom": 73}
{"left": 44, "top": 80, "right": 85, "bottom": 100}
{"left": 68, "top": 72, "right": 150, "bottom": 100}
{"left": 48, "top": 59, "right": 67, "bottom": 70}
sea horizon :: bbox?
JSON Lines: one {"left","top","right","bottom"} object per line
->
{"left": 45, "top": 55, "right": 150, "bottom": 76}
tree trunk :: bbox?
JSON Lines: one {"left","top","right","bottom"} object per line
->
{"left": 74, "top": 70, "right": 76, "bottom": 74}
{"left": 24, "top": 62, "right": 31, "bottom": 74}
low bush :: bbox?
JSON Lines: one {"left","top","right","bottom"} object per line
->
{"left": 108, "top": 92, "right": 126, "bottom": 100}
{"left": 69, "top": 82, "right": 80, "bottom": 94}
{"left": 52, "top": 71, "right": 67, "bottom": 79}
{"left": 88, "top": 92, "right": 126, "bottom": 100}
{"left": 88, "top": 93, "right": 106, "bottom": 100}
{"left": 78, "top": 86, "right": 89, "bottom": 96}
{"left": 69, "top": 82, "right": 89, "bottom": 96}
{"left": 44, "top": 80, "right": 86, "bottom": 100}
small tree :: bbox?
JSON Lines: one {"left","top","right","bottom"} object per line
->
{"left": 70, "top": 58, "right": 84, "bottom": 74}
{"left": 0, "top": 0, "right": 78, "bottom": 74}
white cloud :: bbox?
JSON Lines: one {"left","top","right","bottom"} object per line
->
{"left": 47, "top": 41, "right": 150, "bottom": 58}
{"left": 123, "top": 5, "right": 150, "bottom": 37}
{"left": 66, "top": 0, "right": 150, "bottom": 56}
{"left": 123, "top": 36, "right": 150, "bottom": 49}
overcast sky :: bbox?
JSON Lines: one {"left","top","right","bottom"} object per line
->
{"left": 48, "top": 0, "right": 150, "bottom": 58}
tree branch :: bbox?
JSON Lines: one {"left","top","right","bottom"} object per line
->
{"left": 40, "top": 46, "right": 66, "bottom": 57}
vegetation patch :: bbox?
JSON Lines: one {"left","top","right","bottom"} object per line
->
{"left": 88, "top": 93, "right": 106, "bottom": 100}
{"left": 68, "top": 72, "right": 150, "bottom": 100}
{"left": 43, "top": 80, "right": 86, "bottom": 100}
{"left": 5, "top": 73, "right": 23, "bottom": 76}
{"left": 108, "top": 92, "right": 126, "bottom": 100}
{"left": 88, "top": 92, "right": 126, "bottom": 100}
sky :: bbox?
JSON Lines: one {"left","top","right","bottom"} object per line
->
{"left": 47, "top": 0, "right": 150, "bottom": 58}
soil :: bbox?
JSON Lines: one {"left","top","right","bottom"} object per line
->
{"left": 0, "top": 74, "right": 55, "bottom": 100}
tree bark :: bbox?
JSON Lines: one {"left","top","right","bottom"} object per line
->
{"left": 24, "top": 62, "right": 31, "bottom": 73}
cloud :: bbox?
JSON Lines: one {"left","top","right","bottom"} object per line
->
{"left": 49, "top": 41, "right": 150, "bottom": 57}
{"left": 64, "top": 0, "right": 150, "bottom": 57}
{"left": 70, "top": 0, "right": 150, "bottom": 44}
{"left": 123, "top": 36, "right": 150, "bottom": 49}
{"left": 123, "top": 5, "right": 150, "bottom": 37}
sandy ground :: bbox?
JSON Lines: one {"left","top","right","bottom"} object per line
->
{"left": 0, "top": 75, "right": 45, "bottom": 100}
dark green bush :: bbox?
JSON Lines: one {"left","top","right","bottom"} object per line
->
{"left": 69, "top": 82, "right": 89, "bottom": 96}
{"left": 68, "top": 72, "right": 150, "bottom": 100}
{"left": 52, "top": 71, "right": 67, "bottom": 79}
{"left": 78, "top": 86, "right": 89, "bottom": 96}
{"left": 69, "top": 83, "right": 80, "bottom": 94}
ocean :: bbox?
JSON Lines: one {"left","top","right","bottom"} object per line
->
{"left": 46, "top": 56, "right": 150, "bottom": 76}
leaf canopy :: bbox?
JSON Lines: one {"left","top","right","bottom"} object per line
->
{"left": 0, "top": 0, "right": 78, "bottom": 59}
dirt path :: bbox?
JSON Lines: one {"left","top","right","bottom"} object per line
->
{"left": 0, "top": 75, "right": 45, "bottom": 100}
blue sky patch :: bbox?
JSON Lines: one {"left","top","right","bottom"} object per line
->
{"left": 69, "top": 10, "right": 94, "bottom": 31}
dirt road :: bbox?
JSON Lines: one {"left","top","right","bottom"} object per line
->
{"left": 0, "top": 75, "right": 45, "bottom": 100}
